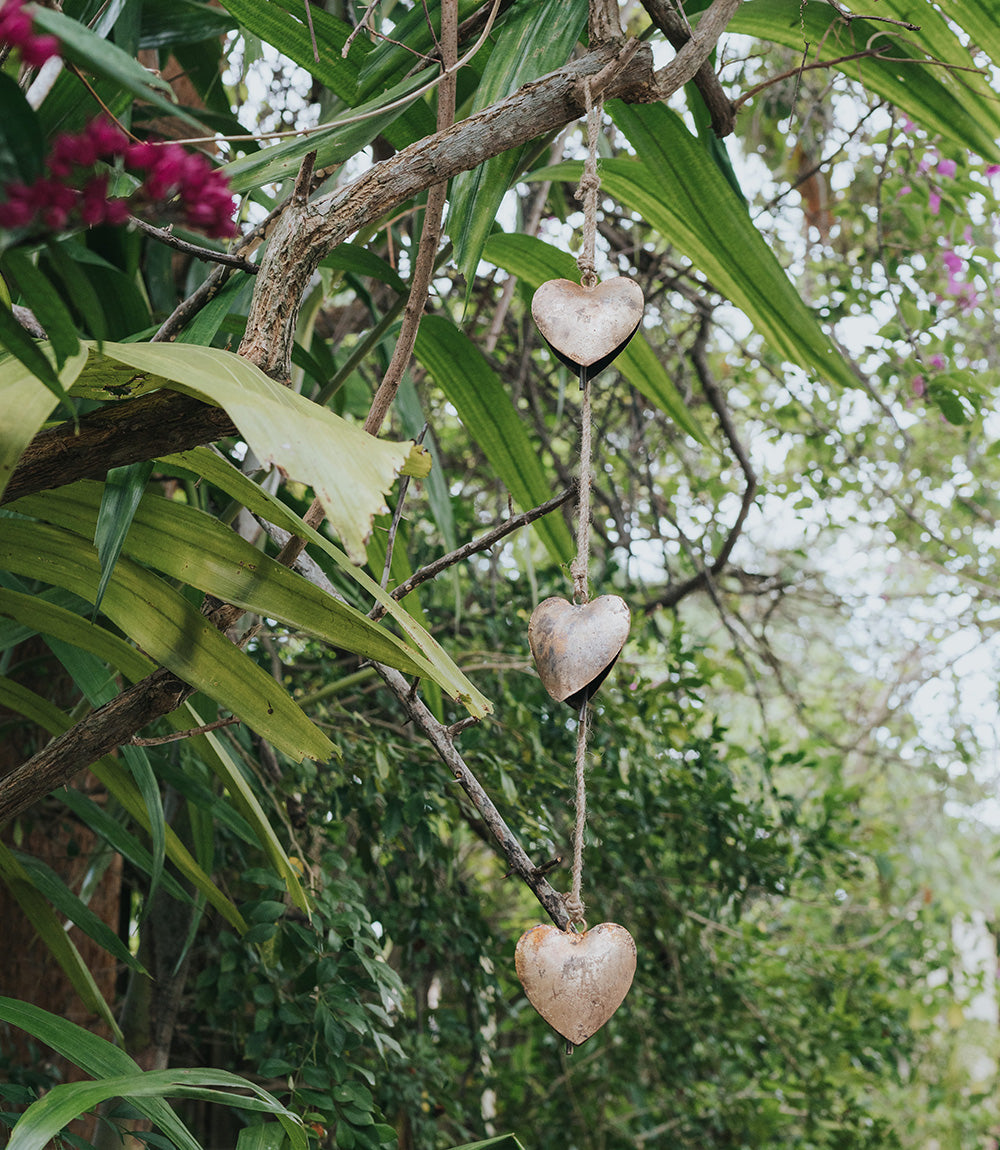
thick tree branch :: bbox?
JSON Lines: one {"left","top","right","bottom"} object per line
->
{"left": 1, "top": 391, "right": 237, "bottom": 507}
{"left": 640, "top": 0, "right": 736, "bottom": 135}
{"left": 240, "top": 0, "right": 743, "bottom": 380}
{"left": 0, "top": 669, "right": 190, "bottom": 824}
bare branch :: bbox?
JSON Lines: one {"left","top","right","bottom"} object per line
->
{"left": 127, "top": 216, "right": 259, "bottom": 274}
{"left": 372, "top": 487, "right": 575, "bottom": 619}
{"left": 643, "top": 312, "right": 757, "bottom": 613}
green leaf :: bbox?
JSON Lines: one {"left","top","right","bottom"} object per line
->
{"left": 31, "top": 7, "right": 209, "bottom": 132}
{"left": 725, "top": 0, "right": 1000, "bottom": 162}
{"left": 138, "top": 0, "right": 237, "bottom": 49}
{"left": 158, "top": 446, "right": 492, "bottom": 717}
{"left": 71, "top": 340, "right": 429, "bottom": 563}
{"left": 482, "top": 232, "right": 709, "bottom": 445}
{"left": 43, "top": 241, "right": 108, "bottom": 344}
{"left": 57, "top": 786, "right": 194, "bottom": 907}
{"left": 220, "top": 0, "right": 365, "bottom": 101}
{"left": 237, "top": 1125, "right": 290, "bottom": 1150}
{"left": 0, "top": 675, "right": 246, "bottom": 933}
{"left": 11, "top": 849, "right": 147, "bottom": 974}
{"left": 0, "top": 587, "right": 154, "bottom": 681}
{"left": 0, "top": 1000, "right": 203, "bottom": 1150}
{"left": 0, "top": 517, "right": 336, "bottom": 763}
{"left": 0, "top": 840, "right": 122, "bottom": 1041}
{"left": 221, "top": 65, "right": 436, "bottom": 194}
{"left": 177, "top": 707, "right": 312, "bottom": 914}
{"left": 413, "top": 314, "right": 575, "bottom": 565}
{"left": 93, "top": 460, "right": 154, "bottom": 615}
{"left": 0, "top": 305, "right": 75, "bottom": 409}
{"left": 0, "top": 346, "right": 86, "bottom": 500}
{"left": 17, "top": 481, "right": 437, "bottom": 681}
{"left": 448, "top": 0, "right": 587, "bottom": 289}
{"left": 320, "top": 244, "right": 407, "bottom": 294}
{"left": 2, "top": 249, "right": 80, "bottom": 368}
{"left": 0, "top": 73, "right": 45, "bottom": 189}
{"left": 5, "top": 1068, "right": 307, "bottom": 1150}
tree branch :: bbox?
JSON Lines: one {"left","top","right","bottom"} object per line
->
{"left": 643, "top": 311, "right": 757, "bottom": 613}
{"left": 1, "top": 391, "right": 237, "bottom": 507}
{"left": 373, "top": 487, "right": 575, "bottom": 619}
{"left": 639, "top": 0, "right": 736, "bottom": 135}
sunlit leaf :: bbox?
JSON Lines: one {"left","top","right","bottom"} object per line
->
{"left": 69, "top": 341, "right": 430, "bottom": 563}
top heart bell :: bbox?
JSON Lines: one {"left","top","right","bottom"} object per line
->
{"left": 531, "top": 277, "right": 644, "bottom": 381}
{"left": 528, "top": 595, "right": 630, "bottom": 708}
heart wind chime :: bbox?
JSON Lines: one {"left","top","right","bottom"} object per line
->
{"left": 515, "top": 80, "right": 641, "bottom": 1050}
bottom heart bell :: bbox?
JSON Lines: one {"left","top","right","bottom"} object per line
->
{"left": 515, "top": 922, "right": 637, "bottom": 1046}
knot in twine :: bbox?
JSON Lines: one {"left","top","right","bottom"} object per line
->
{"left": 563, "top": 891, "right": 586, "bottom": 929}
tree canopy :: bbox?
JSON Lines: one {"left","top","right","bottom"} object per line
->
{"left": 2, "top": 0, "right": 1000, "bottom": 1146}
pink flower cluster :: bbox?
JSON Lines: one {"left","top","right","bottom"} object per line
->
{"left": 0, "top": 0, "right": 59, "bottom": 67}
{"left": 0, "top": 117, "right": 236, "bottom": 238}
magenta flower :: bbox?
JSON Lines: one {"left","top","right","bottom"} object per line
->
{"left": 911, "top": 374, "right": 926, "bottom": 398}
{"left": 0, "top": 0, "right": 59, "bottom": 66}
{"left": 929, "top": 354, "right": 946, "bottom": 370}
{"left": 986, "top": 164, "right": 1000, "bottom": 177}
{"left": 0, "top": 116, "right": 236, "bottom": 239}
{"left": 937, "top": 158, "right": 957, "bottom": 179}
{"left": 928, "top": 190, "right": 941, "bottom": 215}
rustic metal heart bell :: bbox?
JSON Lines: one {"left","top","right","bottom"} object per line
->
{"left": 515, "top": 922, "right": 637, "bottom": 1046}
{"left": 531, "top": 277, "right": 644, "bottom": 381}
{"left": 528, "top": 595, "right": 630, "bottom": 707}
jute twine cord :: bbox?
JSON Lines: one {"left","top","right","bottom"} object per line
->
{"left": 564, "top": 78, "right": 604, "bottom": 932}
{"left": 575, "top": 77, "right": 602, "bottom": 290}
{"left": 564, "top": 697, "right": 590, "bottom": 929}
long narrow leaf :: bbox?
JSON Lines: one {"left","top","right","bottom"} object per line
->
{"left": 11, "top": 850, "right": 146, "bottom": 974}
{"left": 2, "top": 249, "right": 80, "bottom": 368}
{"left": 413, "top": 314, "right": 575, "bottom": 565}
{"left": 31, "top": 8, "right": 208, "bottom": 132}
{"left": 17, "top": 482, "right": 437, "bottom": 680}
{"left": 0, "top": 317, "right": 83, "bottom": 419}
{"left": 6, "top": 1068, "right": 306, "bottom": 1150}
{"left": 158, "top": 447, "right": 493, "bottom": 717}
{"left": 93, "top": 462, "right": 154, "bottom": 615}
{"left": 0, "top": 517, "right": 336, "bottom": 763}
{"left": 0, "top": 675, "right": 246, "bottom": 932}
{"left": 0, "top": 840, "right": 122, "bottom": 1040}
{"left": 0, "top": 1000, "right": 203, "bottom": 1150}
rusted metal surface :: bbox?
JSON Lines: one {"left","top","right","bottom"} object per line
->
{"left": 528, "top": 594, "right": 631, "bottom": 706}
{"left": 515, "top": 922, "right": 637, "bottom": 1045}
{"left": 531, "top": 277, "right": 644, "bottom": 378}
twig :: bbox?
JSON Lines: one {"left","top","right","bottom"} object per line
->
{"left": 363, "top": 0, "right": 459, "bottom": 437}
{"left": 380, "top": 425, "right": 427, "bottom": 588}
{"left": 128, "top": 216, "right": 259, "bottom": 273}
{"left": 825, "top": 0, "right": 919, "bottom": 31}
{"left": 733, "top": 48, "right": 888, "bottom": 112}
{"left": 369, "top": 487, "right": 575, "bottom": 619}
{"left": 643, "top": 313, "right": 756, "bottom": 612}
{"left": 129, "top": 715, "right": 240, "bottom": 746}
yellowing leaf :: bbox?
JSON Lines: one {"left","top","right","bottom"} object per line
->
{"left": 71, "top": 342, "right": 429, "bottom": 562}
